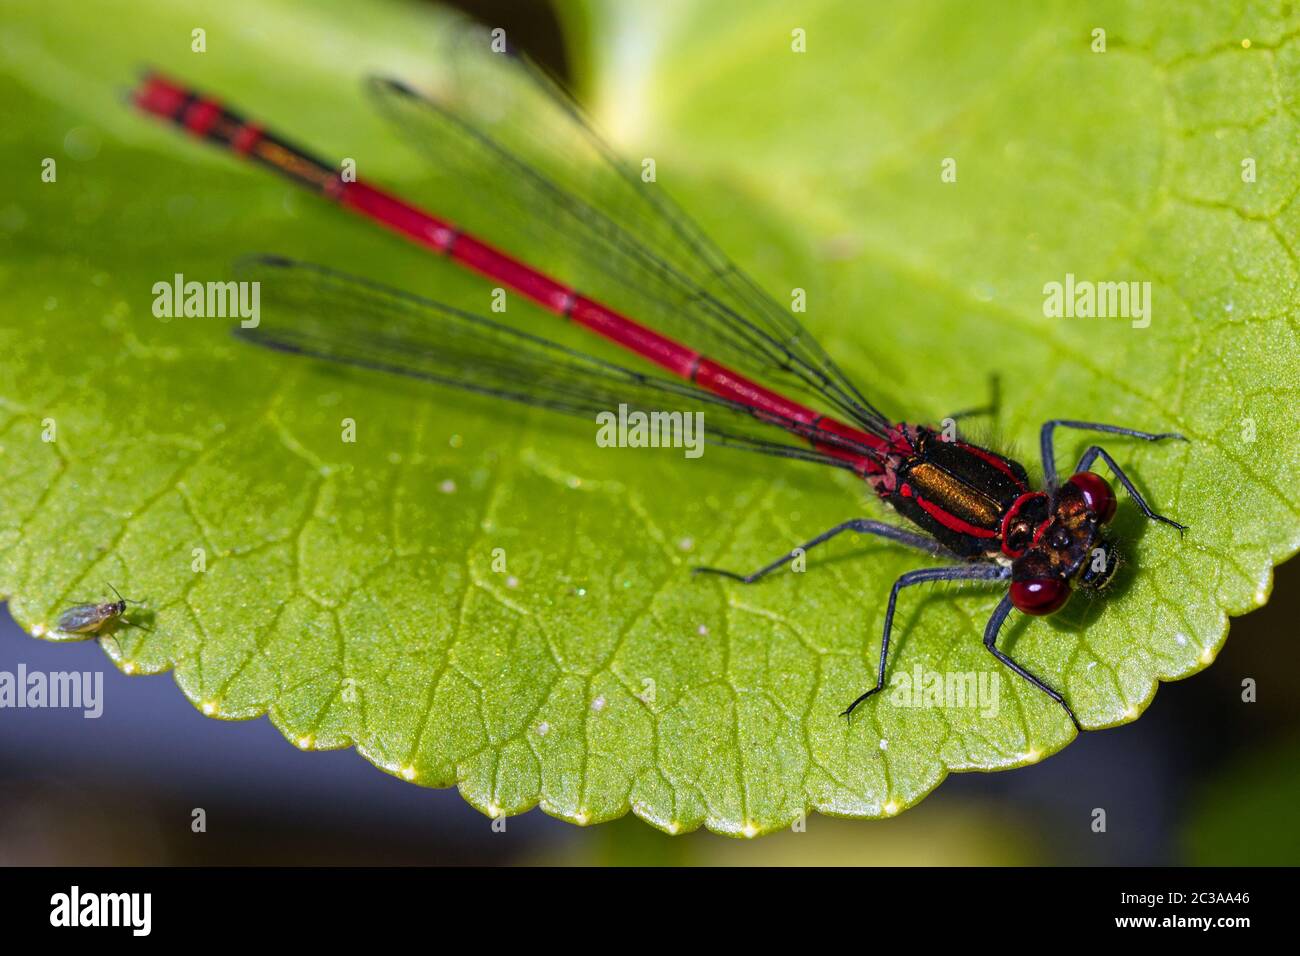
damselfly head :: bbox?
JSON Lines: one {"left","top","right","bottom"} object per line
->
{"left": 1009, "top": 480, "right": 1112, "bottom": 614}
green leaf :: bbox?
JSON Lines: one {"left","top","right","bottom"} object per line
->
{"left": 2, "top": 0, "right": 1297, "bottom": 836}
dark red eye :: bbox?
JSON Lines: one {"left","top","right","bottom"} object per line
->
{"left": 1010, "top": 578, "right": 1071, "bottom": 615}
{"left": 1068, "top": 471, "right": 1117, "bottom": 523}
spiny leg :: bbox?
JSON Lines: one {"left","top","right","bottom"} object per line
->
{"left": 841, "top": 564, "right": 1010, "bottom": 718}
{"left": 693, "top": 519, "right": 947, "bottom": 584}
{"left": 982, "top": 594, "right": 1082, "bottom": 732}
{"left": 1039, "top": 418, "right": 1185, "bottom": 489}
{"left": 1075, "top": 445, "right": 1186, "bottom": 531}
{"left": 946, "top": 373, "right": 1002, "bottom": 424}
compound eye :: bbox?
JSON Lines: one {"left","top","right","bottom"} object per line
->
{"left": 1068, "top": 471, "right": 1117, "bottom": 524}
{"left": 1010, "top": 577, "right": 1071, "bottom": 615}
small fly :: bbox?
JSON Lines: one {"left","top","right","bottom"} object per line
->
{"left": 54, "top": 584, "right": 147, "bottom": 646}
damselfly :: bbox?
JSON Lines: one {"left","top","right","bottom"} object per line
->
{"left": 131, "top": 35, "right": 1186, "bottom": 730}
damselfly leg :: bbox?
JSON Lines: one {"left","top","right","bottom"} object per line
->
{"left": 981, "top": 594, "right": 1082, "bottom": 731}
{"left": 945, "top": 373, "right": 1001, "bottom": 423}
{"left": 1073, "top": 445, "right": 1187, "bottom": 531}
{"left": 1040, "top": 420, "right": 1187, "bottom": 531}
{"left": 692, "top": 519, "right": 949, "bottom": 585}
{"left": 841, "top": 564, "right": 1011, "bottom": 719}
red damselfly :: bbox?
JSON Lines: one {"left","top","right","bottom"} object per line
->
{"left": 131, "top": 36, "right": 1186, "bottom": 731}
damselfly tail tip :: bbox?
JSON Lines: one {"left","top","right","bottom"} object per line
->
{"left": 130, "top": 68, "right": 190, "bottom": 119}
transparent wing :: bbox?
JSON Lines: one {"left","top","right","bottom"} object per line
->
{"left": 364, "top": 24, "right": 892, "bottom": 436}
{"left": 239, "top": 255, "right": 886, "bottom": 471}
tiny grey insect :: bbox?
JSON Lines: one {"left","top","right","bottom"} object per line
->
{"left": 55, "top": 584, "right": 145, "bottom": 639}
